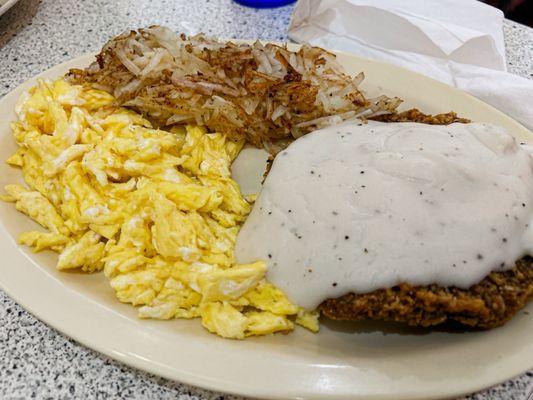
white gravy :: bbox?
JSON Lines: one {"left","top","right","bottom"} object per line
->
{"left": 235, "top": 122, "right": 533, "bottom": 310}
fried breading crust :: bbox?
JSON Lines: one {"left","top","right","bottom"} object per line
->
{"left": 369, "top": 108, "right": 470, "bottom": 125}
{"left": 320, "top": 258, "right": 533, "bottom": 329}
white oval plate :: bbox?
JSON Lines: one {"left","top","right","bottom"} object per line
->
{"left": 0, "top": 50, "right": 532, "bottom": 400}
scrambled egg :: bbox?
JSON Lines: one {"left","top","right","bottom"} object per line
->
{"left": 3, "top": 79, "right": 318, "bottom": 339}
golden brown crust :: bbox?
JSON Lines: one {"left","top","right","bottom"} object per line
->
{"left": 320, "top": 258, "right": 533, "bottom": 329}
{"left": 369, "top": 108, "right": 470, "bottom": 125}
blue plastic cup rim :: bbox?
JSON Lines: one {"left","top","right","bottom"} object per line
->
{"left": 233, "top": 0, "right": 296, "bottom": 8}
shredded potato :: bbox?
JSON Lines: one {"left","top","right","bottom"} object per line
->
{"left": 68, "top": 26, "right": 403, "bottom": 152}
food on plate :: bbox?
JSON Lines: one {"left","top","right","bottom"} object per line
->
{"left": 321, "top": 259, "right": 533, "bottom": 328}
{"left": 67, "top": 26, "right": 463, "bottom": 153}
{"left": 371, "top": 108, "right": 469, "bottom": 125}
{"left": 4, "top": 28, "right": 531, "bottom": 337}
{"left": 1, "top": 78, "right": 318, "bottom": 339}
{"left": 236, "top": 121, "right": 533, "bottom": 328}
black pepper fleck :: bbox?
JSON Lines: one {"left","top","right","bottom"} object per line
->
{"left": 363, "top": 248, "right": 368, "bottom": 253}
{"left": 360, "top": 170, "right": 365, "bottom": 174}
{"left": 502, "top": 238, "right": 507, "bottom": 243}
{"left": 332, "top": 211, "right": 338, "bottom": 215}
{"left": 344, "top": 235, "right": 350, "bottom": 240}
{"left": 477, "top": 254, "right": 484, "bottom": 260}
{"left": 332, "top": 282, "right": 337, "bottom": 287}
{"left": 268, "top": 254, "right": 272, "bottom": 258}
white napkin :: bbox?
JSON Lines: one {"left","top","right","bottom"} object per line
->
{"left": 288, "top": 0, "right": 533, "bottom": 130}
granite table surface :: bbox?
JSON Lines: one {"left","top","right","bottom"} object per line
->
{"left": 0, "top": 0, "right": 532, "bottom": 399}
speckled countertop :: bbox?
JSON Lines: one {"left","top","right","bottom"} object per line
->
{"left": 0, "top": 1, "right": 532, "bottom": 399}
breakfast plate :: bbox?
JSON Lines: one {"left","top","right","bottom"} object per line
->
{"left": 0, "top": 46, "right": 532, "bottom": 400}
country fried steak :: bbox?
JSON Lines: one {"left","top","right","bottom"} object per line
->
{"left": 321, "top": 257, "right": 533, "bottom": 329}
{"left": 369, "top": 108, "right": 470, "bottom": 125}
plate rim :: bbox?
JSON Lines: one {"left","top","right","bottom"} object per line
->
{"left": 0, "top": 49, "right": 532, "bottom": 400}
{"left": 0, "top": 0, "right": 20, "bottom": 17}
